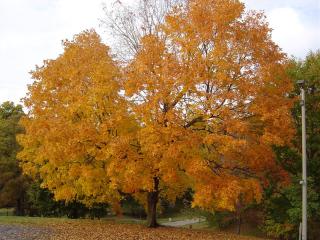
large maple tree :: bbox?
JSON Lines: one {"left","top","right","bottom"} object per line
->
{"left": 18, "top": 0, "right": 295, "bottom": 228}
{"left": 119, "top": 0, "right": 294, "bottom": 226}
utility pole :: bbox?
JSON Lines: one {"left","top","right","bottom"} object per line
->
{"left": 297, "top": 79, "right": 307, "bottom": 240}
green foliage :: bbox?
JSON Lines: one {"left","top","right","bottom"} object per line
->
{"left": 26, "top": 181, "right": 65, "bottom": 217}
{"left": 0, "top": 101, "right": 28, "bottom": 215}
{"left": 26, "top": 181, "right": 109, "bottom": 219}
{"left": 263, "top": 177, "right": 320, "bottom": 239}
{"left": 262, "top": 51, "right": 320, "bottom": 239}
{"left": 121, "top": 195, "right": 146, "bottom": 218}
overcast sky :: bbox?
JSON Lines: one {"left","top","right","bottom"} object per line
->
{"left": 0, "top": 0, "right": 319, "bottom": 105}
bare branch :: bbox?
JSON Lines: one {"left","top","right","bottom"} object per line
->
{"left": 100, "top": 0, "right": 186, "bottom": 62}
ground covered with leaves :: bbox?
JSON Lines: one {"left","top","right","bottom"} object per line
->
{"left": 0, "top": 224, "right": 52, "bottom": 240}
{"left": 0, "top": 218, "right": 268, "bottom": 240}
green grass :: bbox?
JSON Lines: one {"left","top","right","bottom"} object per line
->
{"left": 0, "top": 215, "right": 147, "bottom": 226}
{"left": 0, "top": 208, "right": 14, "bottom": 216}
{"left": 0, "top": 214, "right": 203, "bottom": 229}
{"left": 0, "top": 215, "right": 77, "bottom": 225}
{"left": 0, "top": 209, "right": 202, "bottom": 225}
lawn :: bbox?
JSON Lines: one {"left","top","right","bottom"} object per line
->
{"left": 0, "top": 208, "right": 14, "bottom": 216}
{"left": 0, "top": 216, "right": 269, "bottom": 240}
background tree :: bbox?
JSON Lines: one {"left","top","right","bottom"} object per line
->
{"left": 26, "top": 181, "right": 109, "bottom": 219}
{"left": 26, "top": 181, "right": 63, "bottom": 217}
{"left": 101, "top": 0, "right": 185, "bottom": 61}
{"left": 262, "top": 51, "right": 320, "bottom": 240}
{"left": 0, "top": 101, "right": 28, "bottom": 215}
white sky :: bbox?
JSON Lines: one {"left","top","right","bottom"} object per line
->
{"left": 0, "top": 0, "right": 319, "bottom": 105}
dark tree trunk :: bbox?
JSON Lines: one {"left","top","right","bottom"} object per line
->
{"left": 16, "top": 198, "right": 24, "bottom": 216}
{"left": 146, "top": 177, "right": 159, "bottom": 228}
{"left": 237, "top": 213, "right": 242, "bottom": 235}
{"left": 235, "top": 201, "right": 243, "bottom": 235}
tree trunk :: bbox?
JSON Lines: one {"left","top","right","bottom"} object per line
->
{"left": 16, "top": 198, "right": 24, "bottom": 216}
{"left": 236, "top": 200, "right": 242, "bottom": 235}
{"left": 237, "top": 213, "right": 242, "bottom": 235}
{"left": 146, "top": 177, "right": 159, "bottom": 228}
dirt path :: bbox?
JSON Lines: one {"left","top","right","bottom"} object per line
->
{"left": 161, "top": 218, "right": 206, "bottom": 227}
{"left": 0, "top": 224, "right": 52, "bottom": 240}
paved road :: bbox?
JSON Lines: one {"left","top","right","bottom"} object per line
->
{"left": 0, "top": 224, "right": 52, "bottom": 240}
{"left": 161, "top": 218, "right": 206, "bottom": 227}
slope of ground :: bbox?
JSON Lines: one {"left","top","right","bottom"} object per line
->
{"left": 0, "top": 216, "right": 269, "bottom": 240}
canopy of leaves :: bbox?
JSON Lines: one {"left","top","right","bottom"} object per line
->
{"left": 121, "top": 0, "right": 294, "bottom": 211}
{"left": 18, "top": 0, "right": 295, "bottom": 220}
{"left": 18, "top": 30, "right": 135, "bottom": 208}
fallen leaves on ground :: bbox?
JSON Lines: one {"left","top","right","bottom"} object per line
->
{"left": 0, "top": 220, "right": 268, "bottom": 240}
{"left": 48, "top": 221, "right": 266, "bottom": 240}
{"left": 0, "top": 224, "right": 52, "bottom": 240}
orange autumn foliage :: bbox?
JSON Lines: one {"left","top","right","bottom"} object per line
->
{"left": 18, "top": 0, "right": 295, "bottom": 222}
{"left": 17, "top": 30, "right": 134, "bottom": 207}
{"left": 122, "top": 0, "right": 294, "bottom": 212}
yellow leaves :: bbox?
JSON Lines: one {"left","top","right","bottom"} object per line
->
{"left": 189, "top": 0, "right": 244, "bottom": 32}
{"left": 18, "top": 30, "right": 128, "bottom": 207}
{"left": 192, "top": 176, "right": 262, "bottom": 212}
{"left": 18, "top": 0, "right": 295, "bottom": 217}
{"left": 242, "top": 179, "right": 263, "bottom": 204}
{"left": 191, "top": 177, "right": 240, "bottom": 211}
{"left": 54, "top": 185, "right": 77, "bottom": 203}
{"left": 6, "top": 219, "right": 267, "bottom": 240}
{"left": 204, "top": 134, "right": 246, "bottom": 153}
